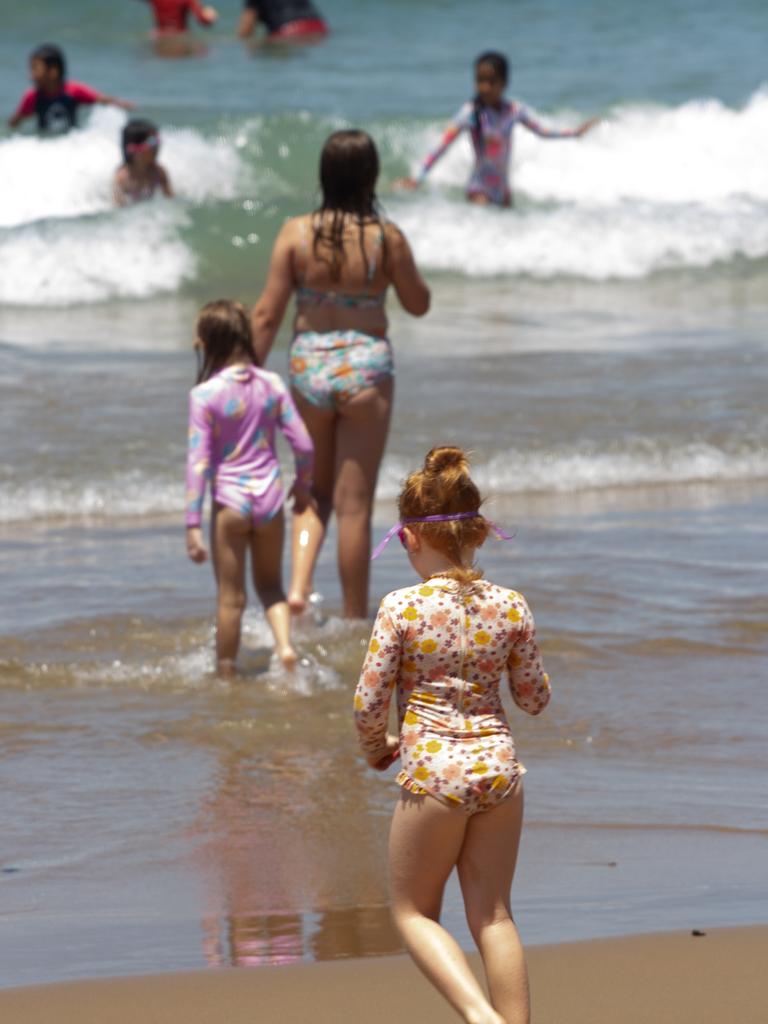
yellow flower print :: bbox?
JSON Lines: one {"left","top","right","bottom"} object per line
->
{"left": 491, "top": 775, "right": 508, "bottom": 790}
{"left": 474, "top": 630, "right": 491, "bottom": 645}
{"left": 507, "top": 606, "right": 522, "bottom": 622}
{"left": 403, "top": 659, "right": 418, "bottom": 673}
{"left": 426, "top": 740, "right": 442, "bottom": 754}
{"left": 413, "top": 766, "right": 430, "bottom": 782}
{"left": 354, "top": 694, "right": 363, "bottom": 710}
{"left": 420, "top": 639, "right": 437, "bottom": 654}
{"left": 445, "top": 793, "right": 464, "bottom": 805}
{"left": 369, "top": 638, "right": 380, "bottom": 654}
{"left": 402, "top": 606, "right": 418, "bottom": 621}
{"left": 418, "top": 585, "right": 434, "bottom": 597}
{"left": 509, "top": 651, "right": 521, "bottom": 667}
{"left": 470, "top": 761, "right": 489, "bottom": 775}
{"left": 404, "top": 710, "right": 419, "bottom": 726}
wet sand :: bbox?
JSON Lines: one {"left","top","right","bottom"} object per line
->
{"left": 1, "top": 926, "right": 764, "bottom": 1024}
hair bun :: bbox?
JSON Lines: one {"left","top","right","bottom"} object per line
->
{"left": 424, "top": 446, "right": 469, "bottom": 477}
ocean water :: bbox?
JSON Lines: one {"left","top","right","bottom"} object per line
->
{"left": 1, "top": 0, "right": 767, "bottom": 989}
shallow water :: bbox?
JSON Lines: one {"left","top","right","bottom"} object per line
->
{"left": 1, "top": 0, "right": 768, "bottom": 990}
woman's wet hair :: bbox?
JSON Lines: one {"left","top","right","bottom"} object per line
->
{"left": 31, "top": 44, "right": 66, "bottom": 81}
{"left": 473, "top": 51, "right": 510, "bottom": 154}
{"left": 195, "top": 300, "right": 259, "bottom": 383}
{"left": 398, "top": 446, "right": 490, "bottom": 584}
{"left": 121, "top": 119, "right": 159, "bottom": 164}
{"left": 313, "top": 129, "right": 386, "bottom": 282}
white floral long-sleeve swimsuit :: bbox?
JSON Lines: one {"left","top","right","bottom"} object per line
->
{"left": 354, "top": 577, "right": 551, "bottom": 815}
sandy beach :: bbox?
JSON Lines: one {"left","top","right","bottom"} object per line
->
{"left": 1, "top": 926, "right": 764, "bottom": 1023}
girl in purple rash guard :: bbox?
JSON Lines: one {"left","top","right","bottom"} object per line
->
{"left": 185, "top": 300, "right": 314, "bottom": 675}
{"left": 400, "top": 51, "right": 597, "bottom": 207}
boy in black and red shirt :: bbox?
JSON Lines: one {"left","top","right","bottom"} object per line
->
{"left": 8, "top": 44, "right": 134, "bottom": 136}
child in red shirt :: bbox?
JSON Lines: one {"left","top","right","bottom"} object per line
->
{"left": 145, "top": 0, "right": 218, "bottom": 34}
{"left": 8, "top": 44, "right": 133, "bottom": 135}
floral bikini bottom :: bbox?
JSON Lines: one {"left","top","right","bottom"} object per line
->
{"left": 289, "top": 331, "right": 393, "bottom": 411}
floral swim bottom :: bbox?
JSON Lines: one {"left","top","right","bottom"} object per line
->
{"left": 289, "top": 331, "right": 393, "bottom": 410}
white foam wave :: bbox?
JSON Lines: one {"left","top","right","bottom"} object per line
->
{"left": 3, "top": 441, "right": 766, "bottom": 525}
{"left": 0, "top": 202, "right": 196, "bottom": 305}
{"left": 0, "top": 472, "right": 182, "bottom": 523}
{"left": 394, "top": 87, "right": 768, "bottom": 279}
{"left": 394, "top": 193, "right": 768, "bottom": 280}
{"left": 377, "top": 442, "right": 768, "bottom": 500}
{"left": 0, "top": 106, "right": 246, "bottom": 229}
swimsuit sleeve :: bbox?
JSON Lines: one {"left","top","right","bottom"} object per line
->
{"left": 354, "top": 599, "right": 402, "bottom": 758}
{"left": 506, "top": 594, "right": 551, "bottom": 716}
{"left": 185, "top": 389, "right": 213, "bottom": 528}
{"left": 275, "top": 378, "right": 314, "bottom": 490}
{"left": 13, "top": 89, "right": 37, "bottom": 120}
{"left": 416, "top": 102, "right": 473, "bottom": 182}
{"left": 65, "top": 82, "right": 102, "bottom": 105}
{"left": 517, "top": 102, "right": 577, "bottom": 139}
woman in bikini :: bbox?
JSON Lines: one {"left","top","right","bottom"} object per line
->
{"left": 251, "top": 129, "right": 430, "bottom": 619}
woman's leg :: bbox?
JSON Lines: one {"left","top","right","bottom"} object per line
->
{"left": 210, "top": 504, "right": 250, "bottom": 677}
{"left": 389, "top": 792, "right": 504, "bottom": 1024}
{"left": 457, "top": 781, "right": 529, "bottom": 1024}
{"left": 333, "top": 378, "right": 393, "bottom": 618}
{"left": 250, "top": 509, "right": 296, "bottom": 668}
{"left": 287, "top": 391, "right": 336, "bottom": 614}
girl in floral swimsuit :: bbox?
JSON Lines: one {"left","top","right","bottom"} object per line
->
{"left": 354, "top": 446, "right": 551, "bottom": 1024}
{"left": 400, "top": 50, "right": 597, "bottom": 206}
{"left": 251, "top": 129, "right": 430, "bottom": 619}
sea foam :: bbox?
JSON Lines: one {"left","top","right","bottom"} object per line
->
{"left": 394, "top": 88, "right": 768, "bottom": 279}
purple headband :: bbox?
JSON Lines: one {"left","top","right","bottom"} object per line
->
{"left": 370, "top": 510, "right": 514, "bottom": 560}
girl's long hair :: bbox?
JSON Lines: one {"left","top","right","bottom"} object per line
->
{"left": 312, "top": 129, "right": 386, "bottom": 282}
{"left": 398, "top": 446, "right": 490, "bottom": 586}
{"left": 472, "top": 51, "right": 509, "bottom": 156}
{"left": 195, "top": 300, "right": 259, "bottom": 384}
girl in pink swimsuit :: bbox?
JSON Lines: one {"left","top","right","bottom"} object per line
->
{"left": 354, "top": 446, "right": 551, "bottom": 1024}
{"left": 185, "top": 300, "right": 314, "bottom": 674}
{"left": 400, "top": 51, "right": 597, "bottom": 206}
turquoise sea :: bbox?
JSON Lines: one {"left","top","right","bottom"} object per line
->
{"left": 1, "top": 0, "right": 767, "bottom": 988}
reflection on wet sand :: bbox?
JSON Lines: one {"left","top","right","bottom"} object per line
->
{"left": 194, "top": 733, "right": 402, "bottom": 965}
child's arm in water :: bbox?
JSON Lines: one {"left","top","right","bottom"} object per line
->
{"left": 274, "top": 377, "right": 314, "bottom": 511}
{"left": 237, "top": 5, "right": 258, "bottom": 38}
{"left": 190, "top": 0, "right": 219, "bottom": 25}
{"left": 396, "top": 104, "right": 471, "bottom": 191}
{"left": 518, "top": 105, "right": 598, "bottom": 139}
{"left": 506, "top": 594, "right": 551, "bottom": 715}
{"left": 158, "top": 164, "right": 174, "bottom": 198}
{"left": 354, "top": 600, "right": 402, "bottom": 770}
{"left": 113, "top": 166, "right": 131, "bottom": 207}
{"left": 251, "top": 221, "right": 297, "bottom": 364}
{"left": 8, "top": 90, "right": 36, "bottom": 129}
{"left": 185, "top": 388, "right": 214, "bottom": 563}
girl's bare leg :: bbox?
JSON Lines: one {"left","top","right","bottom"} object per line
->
{"left": 333, "top": 378, "right": 393, "bottom": 619}
{"left": 458, "top": 781, "right": 529, "bottom": 1024}
{"left": 288, "top": 392, "right": 335, "bottom": 614}
{"left": 211, "top": 504, "right": 250, "bottom": 676}
{"left": 388, "top": 791, "right": 504, "bottom": 1024}
{"left": 250, "top": 509, "right": 295, "bottom": 668}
